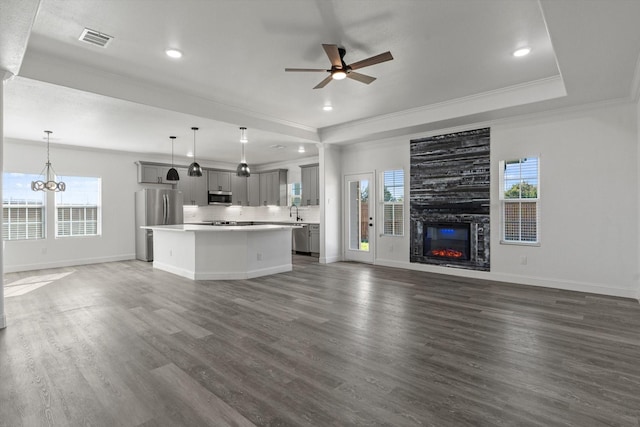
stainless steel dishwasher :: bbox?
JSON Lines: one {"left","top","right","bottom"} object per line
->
{"left": 292, "top": 224, "right": 310, "bottom": 253}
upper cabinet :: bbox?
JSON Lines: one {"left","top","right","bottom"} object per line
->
{"left": 175, "top": 168, "right": 208, "bottom": 206}
{"left": 208, "top": 171, "right": 231, "bottom": 192}
{"left": 137, "top": 162, "right": 172, "bottom": 184}
{"left": 247, "top": 173, "right": 261, "bottom": 206}
{"left": 301, "top": 163, "right": 319, "bottom": 206}
{"left": 259, "top": 169, "right": 287, "bottom": 206}
{"left": 230, "top": 174, "right": 249, "bottom": 206}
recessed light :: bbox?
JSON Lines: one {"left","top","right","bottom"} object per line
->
{"left": 298, "top": 146, "right": 306, "bottom": 153}
{"left": 513, "top": 47, "right": 531, "bottom": 57}
{"left": 323, "top": 105, "right": 333, "bottom": 111}
{"left": 165, "top": 48, "right": 183, "bottom": 59}
{"left": 186, "top": 151, "right": 193, "bottom": 157}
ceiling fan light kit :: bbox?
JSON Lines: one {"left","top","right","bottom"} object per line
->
{"left": 285, "top": 43, "right": 393, "bottom": 89}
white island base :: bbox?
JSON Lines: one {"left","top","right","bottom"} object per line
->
{"left": 144, "top": 224, "right": 295, "bottom": 280}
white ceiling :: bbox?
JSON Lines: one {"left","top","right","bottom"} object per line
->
{"left": 2, "top": 0, "right": 640, "bottom": 166}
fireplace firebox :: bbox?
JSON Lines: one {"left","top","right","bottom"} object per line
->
{"left": 424, "top": 223, "right": 471, "bottom": 261}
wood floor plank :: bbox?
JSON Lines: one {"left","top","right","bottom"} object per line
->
{"left": 1, "top": 256, "right": 640, "bottom": 426}
{"left": 151, "top": 363, "right": 256, "bottom": 427}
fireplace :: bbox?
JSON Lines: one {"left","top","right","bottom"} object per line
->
{"left": 424, "top": 223, "right": 471, "bottom": 261}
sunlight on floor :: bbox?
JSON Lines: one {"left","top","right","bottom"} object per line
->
{"left": 3, "top": 271, "right": 75, "bottom": 297}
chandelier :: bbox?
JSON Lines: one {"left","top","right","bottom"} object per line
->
{"left": 31, "top": 130, "right": 66, "bottom": 192}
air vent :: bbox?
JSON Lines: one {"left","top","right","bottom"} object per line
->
{"left": 78, "top": 28, "right": 113, "bottom": 47}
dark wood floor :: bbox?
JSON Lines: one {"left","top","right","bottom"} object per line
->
{"left": 1, "top": 256, "right": 640, "bottom": 426}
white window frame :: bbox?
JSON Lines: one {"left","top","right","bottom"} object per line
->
{"left": 499, "top": 157, "right": 540, "bottom": 245}
{"left": 2, "top": 172, "right": 46, "bottom": 241}
{"left": 380, "top": 169, "right": 405, "bottom": 237}
{"left": 55, "top": 176, "right": 102, "bottom": 238}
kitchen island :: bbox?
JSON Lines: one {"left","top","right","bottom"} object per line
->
{"left": 142, "top": 224, "right": 299, "bottom": 280}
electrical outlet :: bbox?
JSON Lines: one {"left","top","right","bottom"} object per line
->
{"left": 257, "top": 253, "right": 262, "bottom": 261}
{"left": 520, "top": 255, "right": 527, "bottom": 265}
{"left": 169, "top": 249, "right": 172, "bottom": 257}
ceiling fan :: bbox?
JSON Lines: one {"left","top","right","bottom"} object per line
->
{"left": 285, "top": 44, "right": 393, "bottom": 89}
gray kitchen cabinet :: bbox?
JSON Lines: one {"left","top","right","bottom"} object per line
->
{"left": 230, "top": 174, "right": 249, "bottom": 206}
{"left": 309, "top": 224, "right": 320, "bottom": 254}
{"left": 175, "top": 168, "right": 208, "bottom": 206}
{"left": 208, "top": 170, "right": 231, "bottom": 192}
{"left": 301, "top": 163, "right": 319, "bottom": 205}
{"left": 247, "top": 173, "right": 260, "bottom": 206}
{"left": 137, "top": 162, "right": 172, "bottom": 184}
{"left": 259, "top": 169, "right": 287, "bottom": 206}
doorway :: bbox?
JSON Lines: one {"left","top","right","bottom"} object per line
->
{"left": 344, "top": 173, "right": 375, "bottom": 263}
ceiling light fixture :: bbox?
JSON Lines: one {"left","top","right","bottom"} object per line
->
{"left": 236, "top": 127, "right": 251, "bottom": 177}
{"left": 331, "top": 69, "right": 347, "bottom": 80}
{"left": 32, "top": 130, "right": 66, "bottom": 192}
{"left": 165, "top": 48, "right": 183, "bottom": 59}
{"left": 513, "top": 47, "right": 531, "bottom": 57}
{"left": 187, "top": 127, "right": 203, "bottom": 177}
{"left": 323, "top": 105, "right": 333, "bottom": 111}
{"left": 166, "top": 136, "right": 179, "bottom": 181}
{"left": 298, "top": 146, "right": 306, "bottom": 153}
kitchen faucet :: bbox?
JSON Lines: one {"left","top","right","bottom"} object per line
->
{"left": 289, "top": 205, "right": 302, "bottom": 222}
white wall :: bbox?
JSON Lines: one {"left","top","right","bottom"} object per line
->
{"left": 320, "top": 144, "right": 342, "bottom": 263}
{"left": 341, "top": 101, "right": 640, "bottom": 298}
{"left": 1, "top": 77, "right": 6, "bottom": 328}
{"left": 3, "top": 140, "right": 144, "bottom": 272}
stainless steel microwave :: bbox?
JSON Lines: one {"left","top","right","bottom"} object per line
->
{"left": 208, "top": 191, "right": 232, "bottom": 205}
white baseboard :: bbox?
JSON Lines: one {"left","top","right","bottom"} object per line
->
{"left": 154, "top": 262, "right": 293, "bottom": 281}
{"left": 375, "top": 258, "right": 637, "bottom": 300}
{"left": 3, "top": 254, "right": 136, "bottom": 273}
{"left": 319, "top": 255, "right": 342, "bottom": 264}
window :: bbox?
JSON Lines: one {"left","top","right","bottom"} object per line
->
{"left": 2, "top": 173, "right": 46, "bottom": 240}
{"left": 382, "top": 169, "right": 404, "bottom": 236}
{"left": 55, "top": 176, "right": 101, "bottom": 237}
{"left": 500, "top": 157, "right": 539, "bottom": 244}
{"left": 289, "top": 182, "right": 301, "bottom": 207}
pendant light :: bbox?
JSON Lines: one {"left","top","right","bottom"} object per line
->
{"left": 31, "top": 130, "right": 66, "bottom": 192}
{"left": 166, "top": 136, "right": 180, "bottom": 181}
{"left": 236, "top": 127, "right": 250, "bottom": 177}
{"left": 187, "top": 126, "right": 203, "bottom": 177}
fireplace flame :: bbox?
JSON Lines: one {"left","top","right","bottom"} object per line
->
{"left": 429, "top": 248, "right": 465, "bottom": 258}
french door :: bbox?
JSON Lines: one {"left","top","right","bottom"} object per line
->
{"left": 344, "top": 173, "right": 375, "bottom": 263}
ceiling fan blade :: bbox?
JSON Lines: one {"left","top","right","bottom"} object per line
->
{"left": 348, "top": 51, "right": 393, "bottom": 70}
{"left": 313, "top": 75, "right": 334, "bottom": 89}
{"left": 322, "top": 44, "right": 342, "bottom": 67}
{"left": 285, "top": 68, "right": 327, "bottom": 72}
{"left": 347, "top": 71, "right": 376, "bottom": 84}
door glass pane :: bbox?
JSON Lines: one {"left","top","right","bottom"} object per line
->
{"left": 348, "top": 179, "right": 369, "bottom": 252}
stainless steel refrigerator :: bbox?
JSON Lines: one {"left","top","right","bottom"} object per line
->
{"left": 135, "top": 189, "right": 184, "bottom": 261}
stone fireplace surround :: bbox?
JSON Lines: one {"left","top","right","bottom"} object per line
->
{"left": 410, "top": 128, "right": 490, "bottom": 271}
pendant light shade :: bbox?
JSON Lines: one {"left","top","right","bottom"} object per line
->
{"left": 236, "top": 127, "right": 251, "bottom": 177}
{"left": 31, "top": 130, "right": 66, "bottom": 192}
{"left": 166, "top": 136, "right": 180, "bottom": 181}
{"left": 188, "top": 126, "right": 203, "bottom": 177}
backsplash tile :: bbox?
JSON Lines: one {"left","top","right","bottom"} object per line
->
{"left": 184, "top": 205, "right": 320, "bottom": 223}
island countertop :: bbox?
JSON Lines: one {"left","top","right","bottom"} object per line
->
{"left": 142, "top": 224, "right": 303, "bottom": 232}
